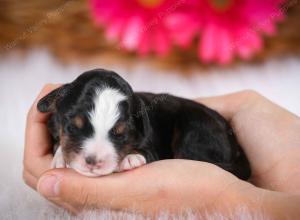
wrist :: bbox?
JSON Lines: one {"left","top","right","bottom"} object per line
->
{"left": 259, "top": 190, "right": 300, "bottom": 219}
{"left": 221, "top": 180, "right": 300, "bottom": 219}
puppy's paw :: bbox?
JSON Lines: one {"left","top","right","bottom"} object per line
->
{"left": 119, "top": 154, "right": 146, "bottom": 172}
{"left": 51, "top": 147, "right": 66, "bottom": 168}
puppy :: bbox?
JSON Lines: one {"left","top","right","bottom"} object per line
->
{"left": 37, "top": 69, "right": 251, "bottom": 179}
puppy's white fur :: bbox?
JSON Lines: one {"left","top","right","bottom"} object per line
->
{"left": 85, "top": 87, "right": 126, "bottom": 154}
{"left": 51, "top": 146, "right": 65, "bottom": 168}
{"left": 72, "top": 87, "right": 126, "bottom": 176}
{"left": 119, "top": 154, "right": 146, "bottom": 171}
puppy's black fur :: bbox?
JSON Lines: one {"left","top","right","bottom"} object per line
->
{"left": 38, "top": 69, "right": 251, "bottom": 180}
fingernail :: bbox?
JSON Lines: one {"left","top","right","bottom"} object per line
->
{"left": 37, "top": 175, "right": 60, "bottom": 198}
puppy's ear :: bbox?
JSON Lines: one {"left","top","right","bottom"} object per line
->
{"left": 37, "top": 84, "right": 71, "bottom": 113}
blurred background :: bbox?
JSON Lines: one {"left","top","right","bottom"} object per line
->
{"left": 0, "top": 0, "right": 300, "bottom": 219}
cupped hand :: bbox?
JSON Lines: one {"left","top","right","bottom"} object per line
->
{"left": 37, "top": 160, "right": 246, "bottom": 215}
{"left": 199, "top": 90, "right": 300, "bottom": 193}
{"left": 23, "top": 84, "right": 60, "bottom": 189}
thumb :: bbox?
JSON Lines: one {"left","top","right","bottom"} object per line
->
{"left": 37, "top": 169, "right": 102, "bottom": 212}
{"left": 37, "top": 169, "right": 128, "bottom": 212}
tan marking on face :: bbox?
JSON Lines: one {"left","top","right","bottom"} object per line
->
{"left": 112, "top": 122, "right": 126, "bottom": 135}
{"left": 60, "top": 134, "right": 67, "bottom": 148}
{"left": 60, "top": 134, "right": 78, "bottom": 164}
{"left": 58, "top": 127, "right": 75, "bottom": 164}
{"left": 73, "top": 116, "right": 84, "bottom": 129}
{"left": 59, "top": 126, "right": 63, "bottom": 137}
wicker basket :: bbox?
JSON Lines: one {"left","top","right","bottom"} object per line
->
{"left": 1, "top": 0, "right": 300, "bottom": 69}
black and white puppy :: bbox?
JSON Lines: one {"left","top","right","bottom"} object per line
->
{"left": 37, "top": 69, "right": 251, "bottom": 179}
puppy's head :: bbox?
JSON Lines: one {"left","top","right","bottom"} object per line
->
{"left": 38, "top": 69, "right": 148, "bottom": 176}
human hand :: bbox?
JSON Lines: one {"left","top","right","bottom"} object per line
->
{"left": 199, "top": 90, "right": 300, "bottom": 194}
{"left": 23, "top": 84, "right": 61, "bottom": 190}
{"left": 36, "top": 160, "right": 248, "bottom": 215}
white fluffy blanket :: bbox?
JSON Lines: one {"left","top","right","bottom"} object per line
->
{"left": 1, "top": 50, "right": 299, "bottom": 219}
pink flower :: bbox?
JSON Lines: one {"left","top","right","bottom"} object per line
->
{"left": 90, "top": 0, "right": 186, "bottom": 57}
{"left": 90, "top": 0, "right": 287, "bottom": 64}
{"left": 168, "top": 0, "right": 286, "bottom": 64}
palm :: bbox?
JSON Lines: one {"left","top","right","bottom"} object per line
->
{"left": 200, "top": 91, "right": 300, "bottom": 193}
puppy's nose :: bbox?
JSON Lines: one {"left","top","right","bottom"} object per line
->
{"left": 85, "top": 156, "right": 97, "bottom": 165}
{"left": 85, "top": 156, "right": 103, "bottom": 169}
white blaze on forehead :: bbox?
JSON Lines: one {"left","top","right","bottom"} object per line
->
{"left": 84, "top": 87, "right": 126, "bottom": 159}
{"left": 90, "top": 87, "right": 126, "bottom": 137}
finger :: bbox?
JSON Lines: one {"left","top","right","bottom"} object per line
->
{"left": 37, "top": 169, "right": 129, "bottom": 212}
{"left": 23, "top": 154, "right": 53, "bottom": 180}
{"left": 24, "top": 84, "right": 61, "bottom": 178}
{"left": 37, "top": 169, "right": 99, "bottom": 212}
{"left": 23, "top": 170, "right": 38, "bottom": 190}
{"left": 36, "top": 160, "right": 243, "bottom": 215}
{"left": 25, "top": 84, "right": 61, "bottom": 156}
{"left": 196, "top": 90, "right": 259, "bottom": 120}
{"left": 27, "top": 84, "right": 62, "bottom": 124}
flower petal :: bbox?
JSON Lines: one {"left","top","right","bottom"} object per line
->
{"left": 198, "top": 23, "right": 217, "bottom": 63}
{"left": 106, "top": 19, "right": 125, "bottom": 41}
{"left": 153, "top": 27, "right": 171, "bottom": 57}
{"left": 165, "top": 13, "right": 199, "bottom": 48}
{"left": 121, "top": 16, "right": 144, "bottom": 50}
{"left": 216, "top": 28, "right": 233, "bottom": 64}
{"left": 137, "top": 32, "right": 151, "bottom": 56}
